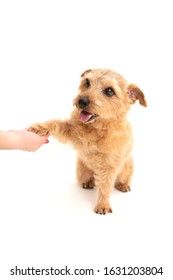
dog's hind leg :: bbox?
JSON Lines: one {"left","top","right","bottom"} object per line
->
{"left": 115, "top": 157, "right": 133, "bottom": 192}
{"left": 76, "top": 157, "right": 95, "bottom": 189}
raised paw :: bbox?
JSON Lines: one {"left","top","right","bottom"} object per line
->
{"left": 115, "top": 182, "right": 131, "bottom": 192}
{"left": 94, "top": 203, "right": 112, "bottom": 215}
{"left": 28, "top": 124, "right": 49, "bottom": 136}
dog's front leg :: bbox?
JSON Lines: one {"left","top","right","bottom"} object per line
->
{"left": 94, "top": 167, "right": 117, "bottom": 215}
{"left": 28, "top": 119, "right": 74, "bottom": 144}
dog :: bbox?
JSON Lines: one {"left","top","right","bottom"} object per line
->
{"left": 28, "top": 69, "right": 147, "bottom": 214}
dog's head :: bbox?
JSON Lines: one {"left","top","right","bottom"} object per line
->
{"left": 73, "top": 69, "right": 147, "bottom": 124}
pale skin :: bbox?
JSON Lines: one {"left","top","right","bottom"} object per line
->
{"left": 0, "top": 129, "right": 49, "bottom": 152}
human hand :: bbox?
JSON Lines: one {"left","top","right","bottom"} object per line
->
{"left": 6, "top": 129, "right": 49, "bottom": 151}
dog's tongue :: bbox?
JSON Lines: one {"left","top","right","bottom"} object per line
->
{"left": 79, "top": 111, "right": 92, "bottom": 123}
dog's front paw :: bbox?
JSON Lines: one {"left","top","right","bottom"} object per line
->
{"left": 94, "top": 203, "right": 112, "bottom": 215}
{"left": 28, "top": 124, "right": 49, "bottom": 136}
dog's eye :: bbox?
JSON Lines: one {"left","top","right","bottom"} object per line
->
{"left": 104, "top": 87, "right": 115, "bottom": 97}
{"left": 85, "top": 79, "right": 90, "bottom": 88}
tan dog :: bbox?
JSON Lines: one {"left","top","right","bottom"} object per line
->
{"left": 28, "top": 69, "right": 147, "bottom": 214}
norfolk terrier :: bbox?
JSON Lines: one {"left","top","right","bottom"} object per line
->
{"left": 28, "top": 69, "right": 147, "bottom": 214}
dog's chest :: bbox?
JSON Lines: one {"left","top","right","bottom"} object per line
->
{"left": 76, "top": 127, "right": 116, "bottom": 154}
{"left": 75, "top": 121, "right": 133, "bottom": 157}
{"left": 77, "top": 133, "right": 99, "bottom": 152}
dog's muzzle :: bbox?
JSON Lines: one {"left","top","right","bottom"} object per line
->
{"left": 77, "top": 96, "right": 97, "bottom": 123}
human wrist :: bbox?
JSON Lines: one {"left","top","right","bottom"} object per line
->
{"left": 6, "top": 130, "right": 22, "bottom": 150}
{"left": 0, "top": 130, "right": 18, "bottom": 150}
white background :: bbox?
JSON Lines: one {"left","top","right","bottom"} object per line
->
{"left": 0, "top": 0, "right": 172, "bottom": 279}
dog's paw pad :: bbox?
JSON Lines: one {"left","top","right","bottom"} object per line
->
{"left": 94, "top": 204, "right": 112, "bottom": 215}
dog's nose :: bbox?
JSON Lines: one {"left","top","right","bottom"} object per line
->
{"left": 78, "top": 96, "right": 90, "bottom": 109}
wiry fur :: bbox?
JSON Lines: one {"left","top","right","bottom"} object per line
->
{"left": 28, "top": 69, "right": 147, "bottom": 214}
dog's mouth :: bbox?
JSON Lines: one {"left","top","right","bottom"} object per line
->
{"left": 79, "top": 110, "right": 97, "bottom": 123}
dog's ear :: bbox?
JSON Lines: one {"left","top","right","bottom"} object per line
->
{"left": 81, "top": 69, "right": 92, "bottom": 77}
{"left": 127, "top": 84, "right": 147, "bottom": 107}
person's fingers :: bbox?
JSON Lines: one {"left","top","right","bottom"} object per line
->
{"left": 41, "top": 136, "right": 49, "bottom": 144}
